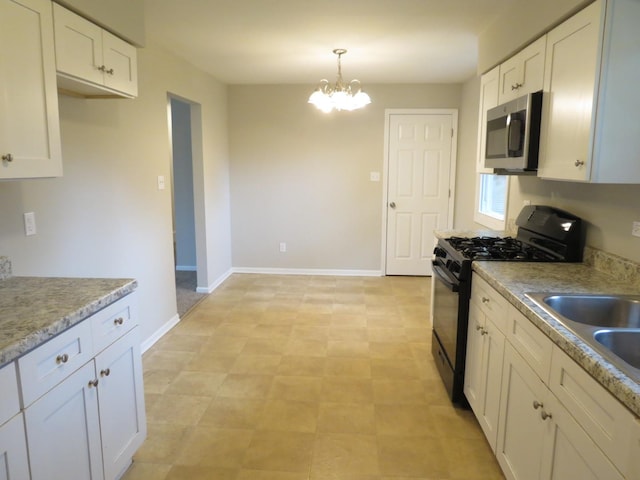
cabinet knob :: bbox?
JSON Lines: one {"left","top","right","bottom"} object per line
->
{"left": 114, "top": 317, "right": 124, "bottom": 326}
{"left": 511, "top": 82, "right": 523, "bottom": 91}
{"left": 481, "top": 297, "right": 490, "bottom": 303}
{"left": 574, "top": 159, "right": 585, "bottom": 167}
{"left": 389, "top": 202, "right": 396, "bottom": 209}
{"left": 532, "top": 400, "right": 543, "bottom": 410}
{"left": 100, "top": 368, "right": 111, "bottom": 377}
{"left": 56, "top": 353, "right": 69, "bottom": 364}
{"left": 106, "top": 68, "right": 114, "bottom": 75}
{"left": 540, "top": 410, "right": 553, "bottom": 420}
{"left": 2, "top": 153, "right": 13, "bottom": 162}
{"left": 480, "top": 328, "right": 489, "bottom": 336}
{"left": 88, "top": 379, "right": 99, "bottom": 388}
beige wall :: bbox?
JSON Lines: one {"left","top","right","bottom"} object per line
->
{"left": 478, "top": 0, "right": 591, "bottom": 73}
{"left": 228, "top": 84, "right": 462, "bottom": 272}
{"left": 0, "top": 43, "right": 231, "bottom": 345}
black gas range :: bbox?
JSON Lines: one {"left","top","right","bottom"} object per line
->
{"left": 430, "top": 205, "right": 583, "bottom": 404}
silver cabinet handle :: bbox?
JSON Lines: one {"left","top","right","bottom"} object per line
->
{"left": 541, "top": 410, "right": 553, "bottom": 420}
{"left": 389, "top": 202, "right": 396, "bottom": 209}
{"left": 114, "top": 317, "right": 124, "bottom": 326}
{"left": 56, "top": 353, "right": 69, "bottom": 364}
{"left": 533, "top": 400, "right": 543, "bottom": 410}
{"left": 511, "top": 83, "right": 523, "bottom": 91}
{"left": 2, "top": 153, "right": 13, "bottom": 162}
{"left": 481, "top": 297, "right": 490, "bottom": 303}
{"left": 88, "top": 379, "right": 99, "bottom": 388}
{"left": 100, "top": 368, "right": 111, "bottom": 377}
{"left": 574, "top": 160, "right": 585, "bottom": 167}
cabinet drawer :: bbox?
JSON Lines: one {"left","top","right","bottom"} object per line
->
{"left": 18, "top": 320, "right": 94, "bottom": 408}
{"left": 91, "top": 293, "right": 136, "bottom": 353}
{"left": 506, "top": 304, "right": 552, "bottom": 383}
{"left": 471, "top": 275, "right": 508, "bottom": 333}
{"left": 550, "top": 345, "right": 633, "bottom": 471}
{"left": 0, "top": 362, "right": 19, "bottom": 425}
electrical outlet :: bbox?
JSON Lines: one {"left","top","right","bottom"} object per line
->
{"left": 279, "top": 242, "right": 287, "bottom": 253}
{"left": 370, "top": 171, "right": 380, "bottom": 182}
{"left": 632, "top": 221, "right": 640, "bottom": 238}
{"left": 24, "top": 212, "right": 36, "bottom": 236}
{"left": 157, "top": 175, "right": 166, "bottom": 190}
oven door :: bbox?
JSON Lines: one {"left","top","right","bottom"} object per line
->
{"left": 431, "top": 261, "right": 460, "bottom": 366}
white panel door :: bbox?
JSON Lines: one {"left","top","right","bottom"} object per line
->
{"left": 386, "top": 113, "right": 454, "bottom": 275}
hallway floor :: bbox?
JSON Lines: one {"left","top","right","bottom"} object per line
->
{"left": 122, "top": 274, "right": 503, "bottom": 480}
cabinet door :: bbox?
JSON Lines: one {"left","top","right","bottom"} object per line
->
{"left": 477, "top": 316, "right": 505, "bottom": 452}
{"left": 25, "top": 361, "right": 104, "bottom": 480}
{"left": 537, "top": 0, "right": 603, "bottom": 182}
{"left": 102, "top": 30, "right": 138, "bottom": 97}
{"left": 0, "top": 414, "right": 30, "bottom": 480}
{"left": 464, "top": 301, "right": 484, "bottom": 412}
{"left": 0, "top": 0, "right": 62, "bottom": 179}
{"left": 477, "top": 66, "right": 499, "bottom": 173}
{"left": 53, "top": 3, "right": 104, "bottom": 86}
{"left": 95, "top": 327, "right": 146, "bottom": 480}
{"left": 540, "top": 393, "right": 623, "bottom": 480}
{"left": 496, "top": 343, "right": 547, "bottom": 480}
{"left": 498, "top": 36, "right": 546, "bottom": 104}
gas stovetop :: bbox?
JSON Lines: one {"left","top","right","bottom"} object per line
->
{"left": 444, "top": 235, "right": 560, "bottom": 261}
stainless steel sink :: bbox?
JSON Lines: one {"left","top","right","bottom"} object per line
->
{"left": 593, "top": 330, "right": 640, "bottom": 370}
{"left": 526, "top": 292, "right": 640, "bottom": 382}
{"left": 537, "top": 294, "right": 640, "bottom": 328}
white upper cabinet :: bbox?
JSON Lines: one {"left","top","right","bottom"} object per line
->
{"left": 498, "top": 36, "right": 546, "bottom": 104}
{"left": 538, "top": 0, "right": 640, "bottom": 183}
{"left": 477, "top": 66, "right": 500, "bottom": 173}
{"left": 53, "top": 3, "right": 138, "bottom": 98}
{"left": 0, "top": 0, "right": 62, "bottom": 179}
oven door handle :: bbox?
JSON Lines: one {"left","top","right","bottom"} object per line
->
{"left": 432, "top": 262, "right": 460, "bottom": 293}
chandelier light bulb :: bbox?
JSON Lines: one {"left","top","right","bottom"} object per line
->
{"left": 308, "top": 49, "right": 371, "bottom": 113}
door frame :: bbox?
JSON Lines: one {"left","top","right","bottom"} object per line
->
{"left": 381, "top": 108, "right": 458, "bottom": 275}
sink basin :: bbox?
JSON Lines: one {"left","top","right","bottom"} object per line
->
{"left": 526, "top": 292, "right": 640, "bottom": 381}
{"left": 593, "top": 330, "right": 640, "bottom": 370}
{"left": 536, "top": 294, "right": 640, "bottom": 328}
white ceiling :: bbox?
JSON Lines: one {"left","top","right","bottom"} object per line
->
{"left": 143, "top": 0, "right": 521, "bottom": 85}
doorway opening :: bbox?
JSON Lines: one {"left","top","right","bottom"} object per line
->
{"left": 169, "top": 96, "right": 206, "bottom": 317}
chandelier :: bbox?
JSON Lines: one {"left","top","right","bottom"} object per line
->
{"left": 308, "top": 49, "right": 371, "bottom": 113}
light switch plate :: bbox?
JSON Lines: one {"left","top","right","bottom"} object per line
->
{"left": 24, "top": 212, "right": 36, "bottom": 236}
{"left": 157, "top": 175, "right": 166, "bottom": 190}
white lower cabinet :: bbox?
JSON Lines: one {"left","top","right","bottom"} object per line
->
{"left": 0, "top": 413, "right": 30, "bottom": 480}
{"left": 17, "top": 293, "right": 145, "bottom": 480}
{"left": 497, "top": 343, "right": 548, "bottom": 480}
{"left": 468, "top": 274, "right": 636, "bottom": 479}
{"left": 464, "top": 275, "right": 507, "bottom": 452}
{"left": 25, "top": 325, "right": 145, "bottom": 480}
{"left": 96, "top": 327, "right": 146, "bottom": 480}
{"left": 497, "top": 343, "right": 622, "bottom": 480}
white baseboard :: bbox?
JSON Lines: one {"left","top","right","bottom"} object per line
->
{"left": 197, "top": 268, "right": 233, "bottom": 293}
{"left": 175, "top": 265, "right": 197, "bottom": 271}
{"left": 141, "top": 313, "right": 180, "bottom": 354}
{"left": 231, "top": 267, "right": 383, "bottom": 277}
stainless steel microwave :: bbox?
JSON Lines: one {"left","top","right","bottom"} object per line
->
{"left": 484, "top": 91, "right": 543, "bottom": 174}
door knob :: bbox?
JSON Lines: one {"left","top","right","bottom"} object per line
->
{"left": 389, "top": 202, "right": 396, "bottom": 209}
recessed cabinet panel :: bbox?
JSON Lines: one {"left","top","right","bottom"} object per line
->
{"left": 0, "top": 0, "right": 62, "bottom": 179}
{"left": 0, "top": 414, "right": 30, "bottom": 480}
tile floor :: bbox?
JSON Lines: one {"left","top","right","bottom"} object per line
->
{"left": 122, "top": 274, "right": 504, "bottom": 480}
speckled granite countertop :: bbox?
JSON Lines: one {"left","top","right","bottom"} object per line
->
{"left": 472, "top": 261, "right": 640, "bottom": 417}
{"left": 0, "top": 276, "right": 137, "bottom": 368}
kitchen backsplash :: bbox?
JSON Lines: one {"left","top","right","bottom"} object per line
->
{"left": 0, "top": 257, "right": 11, "bottom": 280}
{"left": 583, "top": 246, "right": 640, "bottom": 290}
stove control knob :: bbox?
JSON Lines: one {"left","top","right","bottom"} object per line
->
{"left": 433, "top": 247, "right": 447, "bottom": 258}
